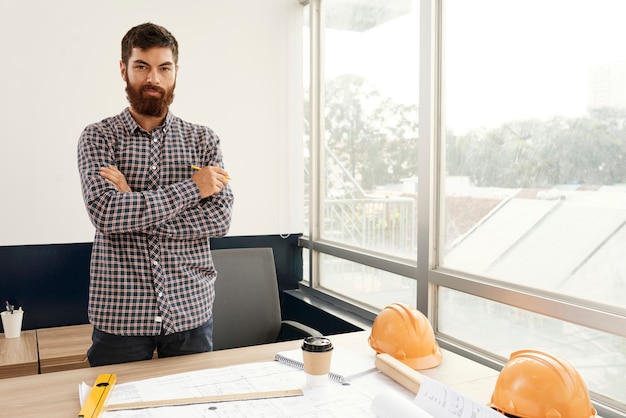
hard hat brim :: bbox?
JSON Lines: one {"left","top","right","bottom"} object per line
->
{"left": 399, "top": 342, "right": 443, "bottom": 370}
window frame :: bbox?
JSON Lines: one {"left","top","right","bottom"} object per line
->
{"left": 300, "top": 1, "right": 626, "bottom": 414}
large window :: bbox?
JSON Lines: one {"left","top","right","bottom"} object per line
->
{"left": 439, "top": 0, "right": 626, "bottom": 409}
{"left": 303, "top": 0, "right": 626, "bottom": 415}
{"left": 441, "top": 0, "right": 626, "bottom": 311}
{"left": 303, "top": 0, "right": 419, "bottom": 309}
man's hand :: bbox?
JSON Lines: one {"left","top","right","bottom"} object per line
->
{"left": 191, "top": 165, "right": 230, "bottom": 198}
{"left": 100, "top": 165, "right": 132, "bottom": 192}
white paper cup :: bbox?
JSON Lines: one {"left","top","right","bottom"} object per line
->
{"left": 1, "top": 310, "right": 24, "bottom": 338}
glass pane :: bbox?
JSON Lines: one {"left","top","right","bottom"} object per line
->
{"left": 319, "top": 0, "right": 419, "bottom": 260}
{"left": 441, "top": 0, "right": 626, "bottom": 310}
{"left": 438, "top": 288, "right": 626, "bottom": 405}
{"left": 319, "top": 252, "right": 416, "bottom": 310}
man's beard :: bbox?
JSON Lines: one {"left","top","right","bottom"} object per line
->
{"left": 125, "top": 81, "right": 175, "bottom": 117}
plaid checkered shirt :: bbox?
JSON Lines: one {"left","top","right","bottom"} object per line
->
{"left": 77, "top": 108, "right": 234, "bottom": 336}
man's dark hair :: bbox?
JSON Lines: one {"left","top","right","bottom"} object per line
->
{"left": 121, "top": 23, "right": 179, "bottom": 66}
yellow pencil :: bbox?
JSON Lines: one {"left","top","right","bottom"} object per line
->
{"left": 189, "top": 165, "right": 231, "bottom": 179}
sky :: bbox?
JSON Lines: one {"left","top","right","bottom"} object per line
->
{"left": 314, "top": 0, "right": 626, "bottom": 133}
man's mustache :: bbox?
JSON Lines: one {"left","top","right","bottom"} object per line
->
{"left": 142, "top": 85, "right": 165, "bottom": 94}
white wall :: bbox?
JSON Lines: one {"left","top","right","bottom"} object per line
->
{"left": 0, "top": 0, "right": 304, "bottom": 245}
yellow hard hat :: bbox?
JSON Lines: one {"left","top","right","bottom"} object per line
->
{"left": 489, "top": 349, "right": 597, "bottom": 418}
{"left": 368, "top": 302, "right": 442, "bottom": 370}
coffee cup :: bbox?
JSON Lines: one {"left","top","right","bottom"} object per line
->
{"left": 301, "top": 336, "right": 333, "bottom": 387}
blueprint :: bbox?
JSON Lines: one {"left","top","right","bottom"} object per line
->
{"left": 82, "top": 360, "right": 406, "bottom": 417}
{"left": 79, "top": 358, "right": 499, "bottom": 417}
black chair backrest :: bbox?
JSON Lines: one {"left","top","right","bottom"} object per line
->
{"left": 211, "top": 247, "right": 282, "bottom": 350}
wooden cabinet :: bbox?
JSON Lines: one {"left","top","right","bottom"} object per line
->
{"left": 0, "top": 330, "right": 38, "bottom": 378}
{"left": 37, "top": 324, "right": 92, "bottom": 373}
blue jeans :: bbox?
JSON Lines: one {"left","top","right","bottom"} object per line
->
{"left": 87, "top": 318, "right": 213, "bottom": 367}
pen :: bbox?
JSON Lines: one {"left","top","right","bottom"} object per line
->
{"left": 189, "top": 165, "right": 231, "bottom": 180}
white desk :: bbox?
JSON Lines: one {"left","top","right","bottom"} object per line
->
{"left": 0, "top": 331, "right": 499, "bottom": 417}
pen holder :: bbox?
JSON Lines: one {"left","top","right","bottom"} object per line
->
{"left": 1, "top": 310, "right": 24, "bottom": 338}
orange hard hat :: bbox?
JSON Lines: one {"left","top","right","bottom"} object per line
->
{"left": 489, "top": 349, "right": 597, "bottom": 418}
{"left": 368, "top": 302, "right": 442, "bottom": 370}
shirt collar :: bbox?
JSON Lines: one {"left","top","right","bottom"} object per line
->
{"left": 120, "top": 107, "right": 174, "bottom": 134}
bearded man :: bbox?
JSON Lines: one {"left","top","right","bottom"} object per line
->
{"left": 77, "top": 22, "right": 234, "bottom": 366}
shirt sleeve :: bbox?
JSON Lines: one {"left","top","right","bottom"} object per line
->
{"left": 150, "top": 185, "right": 234, "bottom": 240}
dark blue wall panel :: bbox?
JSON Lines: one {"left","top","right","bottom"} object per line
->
{"left": 0, "top": 242, "right": 91, "bottom": 330}
{"left": 0, "top": 235, "right": 303, "bottom": 331}
{"left": 0, "top": 234, "right": 363, "bottom": 335}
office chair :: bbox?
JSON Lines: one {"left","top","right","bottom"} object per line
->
{"left": 211, "top": 247, "right": 322, "bottom": 350}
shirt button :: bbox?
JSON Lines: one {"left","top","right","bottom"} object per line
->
{"left": 151, "top": 165, "right": 157, "bottom": 170}
{"left": 153, "top": 138, "right": 158, "bottom": 143}
{"left": 158, "top": 292, "right": 163, "bottom": 298}
{"left": 153, "top": 261, "right": 158, "bottom": 266}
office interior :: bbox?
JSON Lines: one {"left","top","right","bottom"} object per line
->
{"left": 0, "top": 1, "right": 624, "bottom": 416}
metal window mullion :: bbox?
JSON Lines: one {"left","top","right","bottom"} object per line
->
{"left": 308, "top": 0, "right": 323, "bottom": 288}
{"left": 302, "top": 239, "right": 417, "bottom": 278}
{"left": 418, "top": 0, "right": 443, "bottom": 318}
{"left": 431, "top": 269, "right": 626, "bottom": 339}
